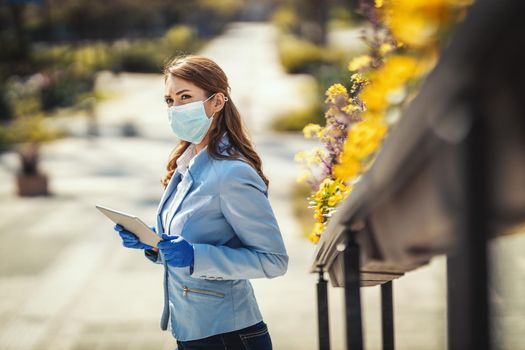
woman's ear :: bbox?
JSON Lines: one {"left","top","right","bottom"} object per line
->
{"left": 213, "top": 92, "right": 227, "bottom": 112}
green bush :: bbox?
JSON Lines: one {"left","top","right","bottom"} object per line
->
{"left": 4, "top": 76, "right": 42, "bottom": 118}
{"left": 327, "top": 5, "right": 362, "bottom": 29}
{"left": 271, "top": 78, "right": 326, "bottom": 132}
{"left": 0, "top": 115, "right": 66, "bottom": 148}
{"left": 276, "top": 32, "right": 358, "bottom": 75}
{"left": 162, "top": 25, "right": 194, "bottom": 49}
{"left": 31, "top": 25, "right": 204, "bottom": 75}
{"left": 40, "top": 71, "right": 95, "bottom": 111}
{"left": 71, "top": 43, "right": 116, "bottom": 74}
{"left": 106, "top": 25, "right": 204, "bottom": 73}
{"left": 277, "top": 33, "right": 325, "bottom": 74}
{"left": 111, "top": 40, "right": 165, "bottom": 73}
{"left": 197, "top": 0, "right": 244, "bottom": 17}
{"left": 271, "top": 103, "right": 325, "bottom": 132}
{"left": 0, "top": 83, "right": 13, "bottom": 121}
{"left": 271, "top": 5, "right": 299, "bottom": 32}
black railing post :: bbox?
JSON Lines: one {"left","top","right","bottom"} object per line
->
{"left": 343, "top": 229, "right": 363, "bottom": 350}
{"left": 381, "top": 281, "right": 394, "bottom": 350}
{"left": 446, "top": 97, "right": 491, "bottom": 350}
{"left": 317, "top": 268, "right": 331, "bottom": 350}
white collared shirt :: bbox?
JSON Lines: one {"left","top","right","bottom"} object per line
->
{"left": 176, "top": 143, "right": 198, "bottom": 179}
{"left": 161, "top": 143, "right": 206, "bottom": 233}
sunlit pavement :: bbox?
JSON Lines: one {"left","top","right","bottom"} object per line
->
{"left": 0, "top": 22, "right": 523, "bottom": 350}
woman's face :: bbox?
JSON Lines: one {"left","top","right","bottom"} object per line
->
{"left": 164, "top": 75, "right": 222, "bottom": 119}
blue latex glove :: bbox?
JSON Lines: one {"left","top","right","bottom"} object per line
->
{"left": 157, "top": 233, "right": 194, "bottom": 267}
{"left": 114, "top": 223, "right": 153, "bottom": 250}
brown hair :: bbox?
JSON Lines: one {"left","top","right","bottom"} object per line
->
{"left": 161, "top": 55, "right": 269, "bottom": 189}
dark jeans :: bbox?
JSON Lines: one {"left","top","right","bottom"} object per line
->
{"left": 175, "top": 321, "right": 272, "bottom": 350}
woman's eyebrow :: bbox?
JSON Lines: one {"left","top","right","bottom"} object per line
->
{"left": 175, "top": 89, "right": 191, "bottom": 95}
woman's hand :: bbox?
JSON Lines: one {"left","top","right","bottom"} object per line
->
{"left": 114, "top": 223, "right": 154, "bottom": 250}
{"left": 157, "top": 233, "right": 194, "bottom": 267}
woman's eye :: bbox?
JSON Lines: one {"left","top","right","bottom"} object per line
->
{"left": 181, "top": 94, "right": 191, "bottom": 100}
{"left": 165, "top": 97, "right": 173, "bottom": 105}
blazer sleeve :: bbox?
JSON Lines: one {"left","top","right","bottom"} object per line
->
{"left": 191, "top": 161, "right": 289, "bottom": 280}
{"left": 144, "top": 248, "right": 163, "bottom": 264}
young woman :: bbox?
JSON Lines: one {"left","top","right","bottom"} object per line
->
{"left": 113, "top": 55, "right": 289, "bottom": 350}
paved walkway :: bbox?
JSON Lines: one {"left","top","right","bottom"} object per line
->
{"left": 0, "top": 22, "right": 523, "bottom": 350}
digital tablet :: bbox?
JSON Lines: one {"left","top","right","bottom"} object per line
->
{"left": 96, "top": 205, "right": 161, "bottom": 247}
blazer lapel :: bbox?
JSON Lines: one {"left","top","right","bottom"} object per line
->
{"left": 157, "top": 134, "right": 229, "bottom": 234}
{"left": 156, "top": 170, "right": 181, "bottom": 214}
{"left": 156, "top": 169, "right": 182, "bottom": 233}
{"left": 165, "top": 172, "right": 194, "bottom": 234}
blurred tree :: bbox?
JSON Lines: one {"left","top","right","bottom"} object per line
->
{"left": 273, "top": 0, "right": 328, "bottom": 45}
{"left": 301, "top": 0, "right": 328, "bottom": 46}
{"left": 0, "top": 0, "right": 247, "bottom": 58}
{"left": 3, "top": 0, "right": 44, "bottom": 60}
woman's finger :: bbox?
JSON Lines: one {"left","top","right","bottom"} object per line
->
{"left": 119, "top": 231, "right": 137, "bottom": 239}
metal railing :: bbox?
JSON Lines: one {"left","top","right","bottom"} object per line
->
{"left": 310, "top": 0, "right": 525, "bottom": 349}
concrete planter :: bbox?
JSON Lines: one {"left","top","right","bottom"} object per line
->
{"left": 16, "top": 173, "right": 49, "bottom": 197}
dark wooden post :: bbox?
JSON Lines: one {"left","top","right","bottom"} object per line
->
{"left": 343, "top": 229, "right": 363, "bottom": 349}
{"left": 317, "top": 268, "right": 331, "bottom": 350}
{"left": 446, "top": 96, "right": 491, "bottom": 350}
{"left": 381, "top": 281, "right": 394, "bottom": 350}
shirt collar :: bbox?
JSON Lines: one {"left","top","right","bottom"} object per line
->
{"left": 176, "top": 132, "right": 231, "bottom": 178}
{"left": 176, "top": 143, "right": 198, "bottom": 177}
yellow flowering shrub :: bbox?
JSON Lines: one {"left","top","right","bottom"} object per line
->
{"left": 348, "top": 55, "right": 373, "bottom": 72}
{"left": 295, "top": 0, "right": 474, "bottom": 243}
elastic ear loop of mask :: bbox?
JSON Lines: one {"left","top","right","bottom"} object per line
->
{"left": 210, "top": 95, "right": 229, "bottom": 119}
{"left": 207, "top": 93, "right": 229, "bottom": 102}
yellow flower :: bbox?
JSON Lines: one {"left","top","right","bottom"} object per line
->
{"left": 346, "top": 120, "right": 388, "bottom": 160}
{"left": 308, "top": 231, "right": 321, "bottom": 243}
{"left": 383, "top": 0, "right": 457, "bottom": 48}
{"left": 325, "top": 83, "right": 349, "bottom": 103}
{"left": 314, "top": 209, "right": 324, "bottom": 222}
{"left": 446, "top": 0, "right": 473, "bottom": 5}
{"left": 296, "top": 170, "right": 311, "bottom": 184}
{"left": 293, "top": 150, "right": 307, "bottom": 162}
{"left": 333, "top": 157, "right": 362, "bottom": 183}
{"left": 319, "top": 178, "right": 330, "bottom": 188}
{"left": 348, "top": 55, "right": 372, "bottom": 71}
{"left": 359, "top": 55, "right": 418, "bottom": 112}
{"left": 342, "top": 103, "right": 360, "bottom": 114}
{"left": 314, "top": 189, "right": 324, "bottom": 202}
{"left": 350, "top": 73, "right": 368, "bottom": 94}
{"left": 362, "top": 111, "right": 385, "bottom": 124}
{"left": 327, "top": 193, "right": 343, "bottom": 207}
{"left": 302, "top": 123, "right": 322, "bottom": 139}
{"left": 294, "top": 148, "right": 323, "bottom": 165}
{"left": 381, "top": 55, "right": 418, "bottom": 87}
{"left": 326, "top": 83, "right": 348, "bottom": 96}
{"left": 379, "top": 43, "right": 395, "bottom": 56}
{"left": 360, "top": 82, "right": 389, "bottom": 112}
{"left": 375, "top": 0, "right": 384, "bottom": 8}
{"left": 351, "top": 73, "right": 366, "bottom": 84}
{"left": 309, "top": 221, "right": 326, "bottom": 243}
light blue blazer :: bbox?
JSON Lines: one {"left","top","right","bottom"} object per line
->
{"left": 144, "top": 133, "right": 289, "bottom": 341}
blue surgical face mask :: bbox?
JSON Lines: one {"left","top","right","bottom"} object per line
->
{"left": 167, "top": 93, "right": 217, "bottom": 144}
